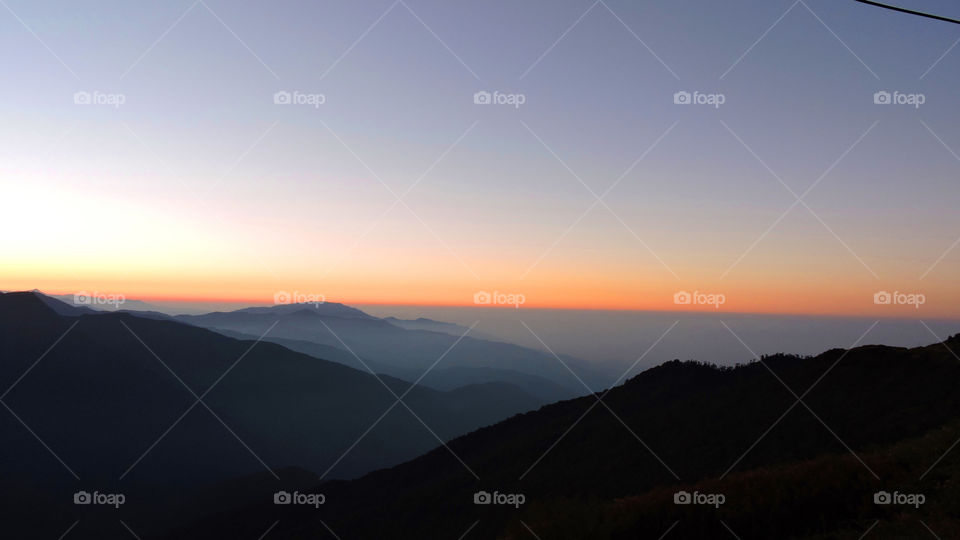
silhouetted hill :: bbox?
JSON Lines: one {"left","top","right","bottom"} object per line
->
{"left": 233, "top": 301, "right": 374, "bottom": 319}
{"left": 50, "top": 293, "right": 168, "bottom": 313}
{"left": 34, "top": 290, "right": 99, "bottom": 316}
{"left": 510, "top": 418, "right": 960, "bottom": 539}
{"left": 176, "top": 303, "right": 610, "bottom": 399}
{"left": 203, "top": 322, "right": 572, "bottom": 401}
{"left": 167, "top": 333, "right": 960, "bottom": 539}
{"left": 0, "top": 291, "right": 542, "bottom": 538}
{"left": 384, "top": 316, "right": 501, "bottom": 341}
{"left": 209, "top": 328, "right": 388, "bottom": 373}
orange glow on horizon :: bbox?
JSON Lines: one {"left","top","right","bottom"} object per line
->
{"left": 4, "top": 280, "right": 956, "bottom": 319}
{"left": 3, "top": 182, "right": 956, "bottom": 319}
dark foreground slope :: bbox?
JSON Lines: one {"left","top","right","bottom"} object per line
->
{"left": 170, "top": 333, "right": 960, "bottom": 539}
{"left": 0, "top": 292, "right": 541, "bottom": 538}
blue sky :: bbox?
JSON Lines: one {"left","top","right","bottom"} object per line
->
{"left": 1, "top": 0, "right": 959, "bottom": 314}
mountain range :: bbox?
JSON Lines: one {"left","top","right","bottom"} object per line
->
{"left": 6, "top": 289, "right": 960, "bottom": 539}
{"left": 382, "top": 316, "right": 502, "bottom": 342}
{"left": 0, "top": 291, "right": 549, "bottom": 538}
{"left": 40, "top": 292, "right": 605, "bottom": 402}
{"left": 163, "top": 330, "right": 960, "bottom": 539}
{"left": 174, "top": 302, "right": 607, "bottom": 402}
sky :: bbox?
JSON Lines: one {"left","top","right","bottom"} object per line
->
{"left": 1, "top": 0, "right": 959, "bottom": 317}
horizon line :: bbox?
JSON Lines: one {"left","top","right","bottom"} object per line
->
{"left": 11, "top": 288, "right": 959, "bottom": 321}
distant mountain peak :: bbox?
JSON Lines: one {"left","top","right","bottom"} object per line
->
{"left": 231, "top": 301, "right": 375, "bottom": 319}
{"left": 385, "top": 316, "right": 438, "bottom": 323}
{"left": 27, "top": 290, "right": 98, "bottom": 316}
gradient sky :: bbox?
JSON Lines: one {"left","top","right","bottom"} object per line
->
{"left": 2, "top": 0, "right": 959, "bottom": 316}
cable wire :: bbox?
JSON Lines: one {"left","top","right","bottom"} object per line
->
{"left": 853, "top": 0, "right": 960, "bottom": 25}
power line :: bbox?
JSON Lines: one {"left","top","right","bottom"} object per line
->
{"left": 853, "top": 0, "right": 960, "bottom": 25}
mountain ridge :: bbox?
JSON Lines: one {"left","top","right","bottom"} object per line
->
{"left": 0, "top": 291, "right": 545, "bottom": 538}
{"left": 175, "top": 302, "right": 609, "bottom": 400}
{"left": 165, "top": 330, "right": 960, "bottom": 539}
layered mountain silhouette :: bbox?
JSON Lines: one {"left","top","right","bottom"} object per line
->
{"left": 8, "top": 289, "right": 960, "bottom": 539}
{"left": 383, "top": 316, "right": 502, "bottom": 342}
{"left": 0, "top": 291, "right": 546, "bottom": 538}
{"left": 51, "top": 293, "right": 168, "bottom": 313}
{"left": 166, "top": 331, "right": 960, "bottom": 539}
{"left": 175, "top": 303, "right": 607, "bottom": 402}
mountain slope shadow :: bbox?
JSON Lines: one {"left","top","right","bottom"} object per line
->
{"left": 0, "top": 291, "right": 542, "bottom": 539}
{"left": 167, "top": 332, "right": 960, "bottom": 539}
